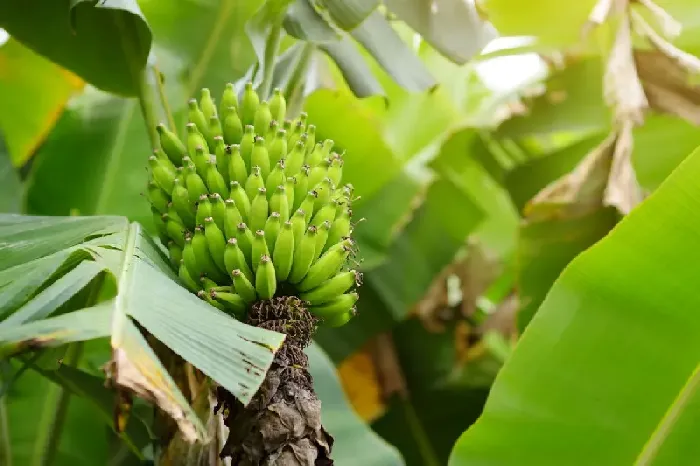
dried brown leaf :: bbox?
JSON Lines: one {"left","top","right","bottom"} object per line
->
{"left": 604, "top": 120, "right": 644, "bottom": 213}
{"left": 634, "top": 0, "right": 682, "bottom": 38}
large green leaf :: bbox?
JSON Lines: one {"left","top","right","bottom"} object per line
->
{"left": 0, "top": 0, "right": 152, "bottom": 96}
{"left": 450, "top": 144, "right": 700, "bottom": 464}
{"left": 0, "top": 39, "right": 83, "bottom": 167}
{"left": 306, "top": 342, "right": 404, "bottom": 466}
{"left": 0, "top": 135, "right": 21, "bottom": 214}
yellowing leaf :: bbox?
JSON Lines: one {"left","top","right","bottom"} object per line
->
{"left": 337, "top": 347, "right": 386, "bottom": 423}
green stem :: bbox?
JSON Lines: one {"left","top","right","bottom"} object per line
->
{"left": 259, "top": 21, "right": 284, "bottom": 101}
{"left": 187, "top": 0, "right": 235, "bottom": 96}
{"left": 284, "top": 43, "right": 315, "bottom": 117}
{"left": 402, "top": 399, "right": 441, "bottom": 466}
{"left": 153, "top": 65, "right": 178, "bottom": 135}
{"left": 137, "top": 69, "right": 159, "bottom": 150}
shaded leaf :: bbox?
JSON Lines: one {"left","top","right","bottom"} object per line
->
{"left": 0, "top": 135, "right": 21, "bottom": 214}
{"left": 0, "top": 0, "right": 152, "bottom": 96}
{"left": 316, "top": 0, "right": 379, "bottom": 30}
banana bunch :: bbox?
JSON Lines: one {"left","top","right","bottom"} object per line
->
{"left": 146, "top": 83, "right": 361, "bottom": 327}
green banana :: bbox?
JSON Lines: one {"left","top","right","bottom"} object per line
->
{"left": 251, "top": 229, "right": 269, "bottom": 273}
{"left": 299, "top": 270, "right": 358, "bottom": 305}
{"left": 325, "top": 208, "right": 351, "bottom": 251}
{"left": 209, "top": 193, "right": 226, "bottom": 232}
{"left": 270, "top": 185, "right": 289, "bottom": 223}
{"left": 265, "top": 160, "right": 286, "bottom": 195}
{"left": 241, "top": 82, "right": 260, "bottom": 126}
{"left": 268, "top": 129, "right": 287, "bottom": 166}
{"left": 148, "top": 156, "right": 175, "bottom": 194}
{"left": 156, "top": 123, "right": 186, "bottom": 165}
{"left": 255, "top": 255, "right": 276, "bottom": 300}
{"left": 220, "top": 83, "right": 239, "bottom": 119}
{"left": 147, "top": 181, "right": 169, "bottom": 214}
{"left": 264, "top": 212, "right": 281, "bottom": 248}
{"left": 254, "top": 100, "right": 272, "bottom": 136}
{"left": 223, "top": 108, "right": 243, "bottom": 145}
{"left": 285, "top": 177, "right": 296, "bottom": 215}
{"left": 227, "top": 144, "right": 248, "bottom": 184}
{"left": 200, "top": 276, "right": 219, "bottom": 291}
{"left": 269, "top": 88, "right": 286, "bottom": 122}
{"left": 165, "top": 214, "right": 186, "bottom": 248}
{"left": 305, "top": 125, "right": 316, "bottom": 152}
{"left": 314, "top": 220, "right": 332, "bottom": 258}
{"left": 229, "top": 181, "right": 251, "bottom": 222}
{"left": 321, "top": 308, "right": 357, "bottom": 327}
{"left": 249, "top": 188, "right": 269, "bottom": 233}
{"left": 182, "top": 236, "right": 202, "bottom": 282}
{"left": 306, "top": 143, "right": 324, "bottom": 168}
{"left": 299, "top": 191, "right": 317, "bottom": 223}
{"left": 308, "top": 158, "right": 330, "bottom": 189}
{"left": 188, "top": 99, "right": 209, "bottom": 138}
{"left": 240, "top": 125, "right": 255, "bottom": 169}
{"left": 200, "top": 88, "right": 217, "bottom": 121}
{"left": 231, "top": 269, "right": 257, "bottom": 303}
{"left": 297, "top": 112, "right": 308, "bottom": 129}
{"left": 214, "top": 136, "right": 228, "bottom": 184}
{"left": 328, "top": 156, "right": 343, "bottom": 187}
{"left": 171, "top": 180, "right": 196, "bottom": 229}
{"left": 192, "top": 226, "right": 227, "bottom": 282}
{"left": 203, "top": 216, "right": 227, "bottom": 272}
{"left": 178, "top": 261, "right": 201, "bottom": 292}
{"left": 211, "top": 291, "right": 247, "bottom": 318}
{"left": 285, "top": 140, "right": 306, "bottom": 176}
{"left": 282, "top": 119, "right": 293, "bottom": 137}
{"left": 184, "top": 162, "right": 209, "bottom": 204}
{"left": 224, "top": 238, "right": 253, "bottom": 282}
{"left": 245, "top": 166, "right": 264, "bottom": 201}
{"left": 197, "top": 290, "right": 226, "bottom": 311}
{"left": 236, "top": 223, "right": 254, "bottom": 266}
{"left": 309, "top": 292, "right": 359, "bottom": 321}
{"left": 293, "top": 166, "right": 309, "bottom": 211}
{"left": 297, "top": 243, "right": 351, "bottom": 291}
{"left": 195, "top": 194, "right": 212, "bottom": 227}
{"left": 288, "top": 226, "right": 318, "bottom": 284}
{"left": 266, "top": 120, "right": 280, "bottom": 144}
{"left": 291, "top": 208, "right": 307, "bottom": 253}
{"left": 223, "top": 199, "right": 243, "bottom": 238}
{"left": 205, "top": 159, "right": 229, "bottom": 198}
{"left": 208, "top": 115, "right": 223, "bottom": 149}
{"left": 311, "top": 201, "right": 336, "bottom": 227}
{"left": 168, "top": 241, "right": 183, "bottom": 268}
{"left": 251, "top": 137, "right": 270, "bottom": 179}
{"left": 154, "top": 148, "right": 177, "bottom": 174}
{"left": 314, "top": 177, "right": 334, "bottom": 211}
{"left": 152, "top": 208, "right": 168, "bottom": 242}
{"left": 288, "top": 121, "right": 304, "bottom": 149}
{"left": 191, "top": 145, "right": 210, "bottom": 179}
{"left": 273, "top": 220, "right": 294, "bottom": 281}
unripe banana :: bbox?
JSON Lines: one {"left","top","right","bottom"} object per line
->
{"left": 266, "top": 120, "right": 280, "bottom": 142}
{"left": 200, "top": 88, "right": 217, "bottom": 121}
{"left": 214, "top": 136, "right": 229, "bottom": 184}
{"left": 298, "top": 244, "right": 351, "bottom": 291}
{"left": 231, "top": 269, "right": 257, "bottom": 303}
{"left": 224, "top": 238, "right": 253, "bottom": 282}
{"left": 325, "top": 208, "right": 351, "bottom": 251}
{"left": 314, "top": 177, "right": 334, "bottom": 211}
{"left": 205, "top": 159, "right": 229, "bottom": 199}
{"left": 240, "top": 125, "right": 255, "bottom": 169}
{"left": 223, "top": 108, "right": 243, "bottom": 145}
{"left": 311, "top": 201, "right": 336, "bottom": 228}
{"left": 299, "top": 191, "right": 318, "bottom": 223}
{"left": 266, "top": 160, "right": 286, "bottom": 195}
{"left": 192, "top": 145, "right": 210, "bottom": 180}
{"left": 147, "top": 181, "right": 169, "bottom": 214}
{"left": 223, "top": 199, "right": 243, "bottom": 238}
{"left": 273, "top": 221, "right": 294, "bottom": 281}
{"left": 322, "top": 139, "right": 334, "bottom": 157}
{"left": 255, "top": 255, "right": 276, "bottom": 300}
{"left": 153, "top": 148, "right": 178, "bottom": 174}
{"left": 179, "top": 260, "right": 201, "bottom": 293}
{"left": 306, "top": 125, "right": 316, "bottom": 152}
{"left": 264, "top": 212, "right": 281, "bottom": 248}
{"left": 186, "top": 121, "right": 209, "bottom": 159}
{"left": 171, "top": 180, "right": 196, "bottom": 229}
{"left": 211, "top": 291, "right": 246, "bottom": 319}
{"left": 251, "top": 229, "right": 269, "bottom": 273}
{"left": 285, "top": 140, "right": 306, "bottom": 176}
{"left": 321, "top": 308, "right": 357, "bottom": 328}
{"left": 291, "top": 208, "right": 307, "bottom": 253}
{"left": 229, "top": 181, "right": 251, "bottom": 222}
{"left": 245, "top": 166, "right": 264, "bottom": 201}
{"left": 165, "top": 214, "right": 186, "bottom": 248}
{"left": 297, "top": 112, "right": 308, "bottom": 129}
{"left": 152, "top": 208, "right": 168, "bottom": 242}
{"left": 288, "top": 226, "right": 318, "bottom": 284}
{"left": 282, "top": 119, "right": 293, "bottom": 138}
{"left": 236, "top": 223, "right": 254, "bottom": 266}
{"left": 314, "top": 220, "right": 332, "bottom": 258}
{"left": 209, "top": 193, "right": 226, "bottom": 232}
{"left": 149, "top": 156, "right": 176, "bottom": 194}
{"left": 293, "top": 166, "right": 309, "bottom": 211}
{"left": 328, "top": 157, "right": 343, "bottom": 187}
{"left": 306, "top": 143, "right": 324, "bottom": 168}
{"left": 270, "top": 185, "right": 289, "bottom": 223}
{"left": 309, "top": 292, "right": 359, "bottom": 321}
{"left": 241, "top": 82, "right": 260, "bottom": 126}
{"left": 198, "top": 290, "right": 226, "bottom": 311}
{"left": 308, "top": 158, "right": 330, "bottom": 190}
{"left": 288, "top": 121, "right": 304, "bottom": 149}
{"left": 249, "top": 188, "right": 269, "bottom": 233}
{"left": 166, "top": 202, "right": 184, "bottom": 225}
{"left": 200, "top": 276, "right": 219, "bottom": 291}
{"left": 254, "top": 101, "right": 272, "bottom": 136}
{"left": 251, "top": 137, "right": 270, "bottom": 179}
{"left": 268, "top": 129, "right": 287, "bottom": 166}
{"left": 174, "top": 166, "right": 185, "bottom": 186}
{"left": 208, "top": 115, "right": 223, "bottom": 149}
{"left": 192, "top": 226, "right": 227, "bottom": 283}
{"left": 227, "top": 144, "right": 248, "bottom": 185}
{"left": 185, "top": 162, "right": 209, "bottom": 204}
{"left": 285, "top": 177, "right": 296, "bottom": 215}
{"left": 269, "top": 88, "right": 286, "bottom": 123}
{"left": 168, "top": 241, "right": 183, "bottom": 268}
{"left": 156, "top": 123, "right": 186, "bottom": 165}
{"left": 195, "top": 194, "right": 212, "bottom": 227}
{"left": 300, "top": 270, "right": 358, "bottom": 305}
{"left": 203, "top": 217, "right": 227, "bottom": 272}
{"left": 188, "top": 99, "right": 209, "bottom": 135}
{"left": 220, "top": 83, "right": 239, "bottom": 119}
{"left": 182, "top": 236, "right": 202, "bottom": 282}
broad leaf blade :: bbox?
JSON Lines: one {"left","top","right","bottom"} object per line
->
{"left": 450, "top": 145, "right": 700, "bottom": 464}
{"left": 0, "top": 0, "right": 152, "bottom": 96}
